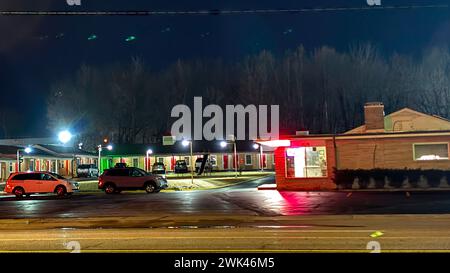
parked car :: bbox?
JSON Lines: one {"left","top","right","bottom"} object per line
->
{"left": 4, "top": 171, "right": 79, "bottom": 198}
{"left": 77, "top": 164, "right": 99, "bottom": 178}
{"left": 98, "top": 167, "right": 168, "bottom": 194}
{"left": 152, "top": 162, "right": 166, "bottom": 177}
{"left": 195, "top": 157, "right": 215, "bottom": 173}
{"left": 115, "top": 162, "right": 127, "bottom": 168}
{"left": 174, "top": 160, "right": 188, "bottom": 174}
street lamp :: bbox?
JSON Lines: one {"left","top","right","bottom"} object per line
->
{"left": 253, "top": 143, "right": 264, "bottom": 172}
{"left": 16, "top": 146, "right": 33, "bottom": 172}
{"left": 182, "top": 140, "right": 194, "bottom": 185}
{"left": 58, "top": 130, "right": 75, "bottom": 176}
{"left": 58, "top": 130, "right": 73, "bottom": 144}
{"left": 220, "top": 137, "right": 238, "bottom": 178}
{"left": 98, "top": 144, "right": 113, "bottom": 173}
{"left": 146, "top": 149, "right": 153, "bottom": 172}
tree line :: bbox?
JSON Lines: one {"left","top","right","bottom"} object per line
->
{"left": 46, "top": 44, "right": 450, "bottom": 148}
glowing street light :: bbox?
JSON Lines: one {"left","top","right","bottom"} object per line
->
{"left": 58, "top": 130, "right": 73, "bottom": 144}
{"left": 98, "top": 144, "right": 113, "bottom": 173}
{"left": 16, "top": 146, "right": 33, "bottom": 172}
{"left": 253, "top": 143, "right": 264, "bottom": 171}
{"left": 219, "top": 136, "right": 238, "bottom": 178}
{"left": 146, "top": 149, "right": 153, "bottom": 172}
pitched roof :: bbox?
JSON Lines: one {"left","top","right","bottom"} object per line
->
{"left": 344, "top": 107, "right": 450, "bottom": 134}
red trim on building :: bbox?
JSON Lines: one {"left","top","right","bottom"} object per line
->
{"left": 223, "top": 154, "right": 228, "bottom": 169}
{"left": 65, "top": 160, "right": 69, "bottom": 175}
{"left": 171, "top": 156, "right": 176, "bottom": 171}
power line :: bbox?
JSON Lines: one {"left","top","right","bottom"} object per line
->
{"left": 0, "top": 5, "right": 448, "bottom": 16}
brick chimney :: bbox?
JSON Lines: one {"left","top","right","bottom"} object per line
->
{"left": 364, "top": 102, "right": 385, "bottom": 131}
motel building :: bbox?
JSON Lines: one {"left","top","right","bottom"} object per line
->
{"left": 0, "top": 139, "right": 97, "bottom": 181}
{"left": 100, "top": 141, "right": 275, "bottom": 173}
{"left": 261, "top": 102, "right": 450, "bottom": 191}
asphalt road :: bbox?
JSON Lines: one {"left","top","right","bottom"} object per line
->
{"left": 2, "top": 175, "right": 450, "bottom": 252}
{"left": 2, "top": 175, "right": 450, "bottom": 218}
{"left": 3, "top": 215, "right": 450, "bottom": 252}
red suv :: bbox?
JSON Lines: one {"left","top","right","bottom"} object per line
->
{"left": 98, "top": 167, "right": 168, "bottom": 194}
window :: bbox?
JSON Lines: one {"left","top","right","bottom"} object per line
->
{"left": 413, "top": 143, "right": 449, "bottom": 161}
{"left": 184, "top": 157, "right": 190, "bottom": 166}
{"left": 9, "top": 162, "right": 13, "bottom": 172}
{"left": 210, "top": 155, "right": 217, "bottom": 166}
{"left": 286, "top": 147, "right": 327, "bottom": 178}
{"left": 245, "top": 154, "right": 252, "bottom": 165}
{"left": 42, "top": 174, "right": 56, "bottom": 181}
{"left": 106, "top": 169, "right": 129, "bottom": 176}
{"left": 133, "top": 158, "right": 139, "bottom": 167}
{"left": 131, "top": 168, "right": 143, "bottom": 177}
{"left": 29, "top": 160, "right": 35, "bottom": 171}
{"left": 158, "top": 157, "right": 165, "bottom": 163}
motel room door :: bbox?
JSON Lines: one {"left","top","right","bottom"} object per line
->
{"left": 223, "top": 155, "right": 229, "bottom": 170}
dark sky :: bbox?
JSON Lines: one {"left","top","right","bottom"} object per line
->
{"left": 0, "top": 0, "right": 449, "bottom": 137}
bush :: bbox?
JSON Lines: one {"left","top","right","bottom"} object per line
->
{"left": 334, "top": 168, "right": 450, "bottom": 189}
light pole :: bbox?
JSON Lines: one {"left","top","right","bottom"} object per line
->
{"left": 58, "top": 130, "right": 74, "bottom": 176}
{"left": 146, "top": 149, "right": 153, "bottom": 172}
{"left": 182, "top": 140, "right": 194, "bottom": 185}
{"left": 253, "top": 143, "right": 264, "bottom": 172}
{"left": 220, "top": 138, "right": 238, "bottom": 178}
{"left": 16, "top": 146, "right": 33, "bottom": 172}
{"left": 98, "top": 144, "right": 113, "bottom": 173}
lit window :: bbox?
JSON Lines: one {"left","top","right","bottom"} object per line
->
{"left": 413, "top": 143, "right": 449, "bottom": 161}
{"left": 133, "top": 158, "right": 139, "bottom": 167}
{"left": 286, "top": 147, "right": 327, "bottom": 178}
{"left": 158, "top": 157, "right": 164, "bottom": 163}
{"left": 245, "top": 154, "right": 252, "bottom": 165}
{"left": 210, "top": 155, "right": 217, "bottom": 166}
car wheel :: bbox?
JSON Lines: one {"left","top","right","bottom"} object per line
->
{"left": 13, "top": 187, "right": 25, "bottom": 198}
{"left": 55, "top": 185, "right": 67, "bottom": 197}
{"left": 144, "top": 182, "right": 156, "bottom": 193}
{"left": 104, "top": 183, "right": 116, "bottom": 194}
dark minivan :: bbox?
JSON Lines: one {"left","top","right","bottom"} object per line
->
{"left": 98, "top": 167, "right": 168, "bottom": 194}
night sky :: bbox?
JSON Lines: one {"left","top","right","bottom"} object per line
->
{"left": 0, "top": 0, "right": 449, "bottom": 137}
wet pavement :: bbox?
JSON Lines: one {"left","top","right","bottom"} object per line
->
{"left": 2, "top": 175, "right": 450, "bottom": 219}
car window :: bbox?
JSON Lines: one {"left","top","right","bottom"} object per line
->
{"left": 107, "top": 168, "right": 130, "bottom": 176}
{"left": 42, "top": 174, "right": 57, "bottom": 181}
{"left": 12, "top": 174, "right": 26, "bottom": 180}
{"left": 24, "top": 173, "right": 42, "bottom": 180}
{"left": 50, "top": 173, "right": 66, "bottom": 179}
{"left": 131, "top": 169, "right": 143, "bottom": 177}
